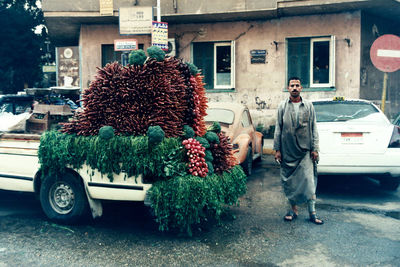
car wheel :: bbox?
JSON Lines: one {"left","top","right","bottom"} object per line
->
{"left": 379, "top": 177, "right": 400, "bottom": 191}
{"left": 40, "top": 172, "right": 89, "bottom": 224}
{"left": 254, "top": 139, "right": 264, "bottom": 163}
{"left": 241, "top": 147, "right": 253, "bottom": 176}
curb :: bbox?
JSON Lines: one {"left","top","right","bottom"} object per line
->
{"left": 263, "top": 147, "right": 275, "bottom": 155}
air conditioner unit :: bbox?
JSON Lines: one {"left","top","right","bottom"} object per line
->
{"left": 166, "top": 38, "right": 176, "bottom": 57}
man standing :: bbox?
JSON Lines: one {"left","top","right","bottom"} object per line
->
{"left": 273, "top": 77, "right": 323, "bottom": 225}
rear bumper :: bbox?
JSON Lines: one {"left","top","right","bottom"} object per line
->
{"left": 317, "top": 166, "right": 400, "bottom": 177}
{"left": 318, "top": 150, "right": 400, "bottom": 177}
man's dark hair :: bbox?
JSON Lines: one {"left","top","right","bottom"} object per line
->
{"left": 288, "top": 76, "right": 301, "bottom": 86}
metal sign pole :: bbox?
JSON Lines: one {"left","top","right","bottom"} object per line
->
{"left": 157, "top": 0, "right": 161, "bottom": 22}
{"left": 381, "top": 72, "right": 388, "bottom": 113}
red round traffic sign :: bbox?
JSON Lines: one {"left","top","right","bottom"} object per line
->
{"left": 370, "top": 34, "right": 400, "bottom": 73}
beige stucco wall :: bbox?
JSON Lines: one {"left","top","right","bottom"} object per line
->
{"left": 80, "top": 25, "right": 152, "bottom": 88}
{"left": 79, "top": 11, "right": 361, "bottom": 130}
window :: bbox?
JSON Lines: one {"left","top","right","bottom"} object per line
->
{"left": 204, "top": 108, "right": 235, "bottom": 124}
{"left": 241, "top": 110, "right": 251, "bottom": 127}
{"left": 192, "top": 41, "right": 235, "bottom": 90}
{"left": 313, "top": 101, "right": 380, "bottom": 123}
{"left": 287, "top": 36, "right": 335, "bottom": 88}
{"left": 101, "top": 44, "right": 144, "bottom": 67}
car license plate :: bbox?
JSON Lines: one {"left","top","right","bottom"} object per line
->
{"left": 341, "top": 132, "right": 363, "bottom": 144}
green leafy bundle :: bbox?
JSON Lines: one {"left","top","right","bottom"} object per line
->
{"left": 38, "top": 131, "right": 182, "bottom": 181}
{"left": 149, "top": 165, "right": 247, "bottom": 236}
{"left": 39, "top": 130, "right": 247, "bottom": 235}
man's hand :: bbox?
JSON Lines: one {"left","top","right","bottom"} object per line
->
{"left": 311, "top": 151, "right": 319, "bottom": 162}
{"left": 275, "top": 150, "right": 282, "bottom": 164}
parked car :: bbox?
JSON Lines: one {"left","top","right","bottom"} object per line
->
{"left": 205, "top": 102, "right": 263, "bottom": 175}
{"left": 312, "top": 98, "right": 400, "bottom": 190}
{"left": 0, "top": 94, "right": 34, "bottom": 115}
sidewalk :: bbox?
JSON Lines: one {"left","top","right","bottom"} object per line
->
{"left": 263, "top": 138, "right": 274, "bottom": 155}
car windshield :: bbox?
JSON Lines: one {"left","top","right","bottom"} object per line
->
{"left": 313, "top": 101, "right": 382, "bottom": 122}
{"left": 205, "top": 108, "right": 235, "bottom": 124}
{"left": 393, "top": 114, "right": 400, "bottom": 126}
{"left": 0, "top": 103, "right": 13, "bottom": 113}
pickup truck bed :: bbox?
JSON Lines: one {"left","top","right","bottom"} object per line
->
{"left": 0, "top": 133, "right": 40, "bottom": 192}
{"left": 0, "top": 132, "right": 152, "bottom": 223}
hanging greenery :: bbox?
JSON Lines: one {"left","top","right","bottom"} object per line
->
{"left": 38, "top": 131, "right": 183, "bottom": 181}
{"left": 148, "top": 165, "right": 247, "bottom": 236}
{"left": 38, "top": 130, "right": 247, "bottom": 235}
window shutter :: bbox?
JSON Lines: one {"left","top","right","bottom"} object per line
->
{"left": 193, "top": 42, "right": 214, "bottom": 90}
{"left": 287, "top": 38, "right": 310, "bottom": 88}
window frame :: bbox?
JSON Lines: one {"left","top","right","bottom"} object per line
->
{"left": 213, "top": 41, "right": 235, "bottom": 90}
{"left": 286, "top": 35, "right": 336, "bottom": 90}
{"left": 309, "top": 36, "right": 336, "bottom": 88}
{"left": 191, "top": 41, "right": 235, "bottom": 91}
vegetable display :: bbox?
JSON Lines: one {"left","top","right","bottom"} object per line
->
{"left": 183, "top": 138, "right": 208, "bottom": 177}
{"left": 39, "top": 47, "right": 246, "bottom": 235}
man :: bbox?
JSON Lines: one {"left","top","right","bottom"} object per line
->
{"left": 273, "top": 77, "right": 323, "bottom": 225}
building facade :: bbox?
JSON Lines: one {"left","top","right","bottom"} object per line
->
{"left": 42, "top": 0, "right": 400, "bottom": 130}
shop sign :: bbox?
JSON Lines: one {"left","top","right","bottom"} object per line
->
{"left": 114, "top": 39, "right": 138, "bottom": 51}
{"left": 250, "top": 50, "right": 267, "bottom": 64}
{"left": 42, "top": 65, "right": 56, "bottom": 73}
{"left": 100, "top": 0, "right": 113, "bottom": 16}
{"left": 119, "top": 6, "right": 153, "bottom": 35}
{"left": 151, "top": 21, "right": 168, "bottom": 50}
{"left": 56, "top": 47, "right": 80, "bottom": 87}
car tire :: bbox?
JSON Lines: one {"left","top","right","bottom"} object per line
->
{"left": 40, "top": 172, "right": 89, "bottom": 224}
{"left": 254, "top": 139, "right": 264, "bottom": 163}
{"left": 241, "top": 147, "right": 253, "bottom": 176}
{"left": 379, "top": 177, "right": 400, "bottom": 191}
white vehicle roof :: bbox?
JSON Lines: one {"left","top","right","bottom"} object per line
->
{"left": 312, "top": 98, "right": 373, "bottom": 104}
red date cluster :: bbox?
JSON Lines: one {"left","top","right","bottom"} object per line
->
{"left": 190, "top": 74, "right": 208, "bottom": 137}
{"left": 209, "top": 132, "right": 237, "bottom": 174}
{"left": 183, "top": 138, "right": 208, "bottom": 177}
{"left": 62, "top": 58, "right": 207, "bottom": 138}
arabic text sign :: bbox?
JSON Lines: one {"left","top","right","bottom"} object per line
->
{"left": 114, "top": 39, "right": 138, "bottom": 51}
{"left": 119, "top": 6, "right": 153, "bottom": 35}
{"left": 100, "top": 0, "right": 113, "bottom": 16}
{"left": 151, "top": 21, "right": 168, "bottom": 50}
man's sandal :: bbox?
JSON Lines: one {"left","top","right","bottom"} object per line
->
{"left": 309, "top": 213, "right": 324, "bottom": 225}
{"left": 283, "top": 210, "right": 298, "bottom": 221}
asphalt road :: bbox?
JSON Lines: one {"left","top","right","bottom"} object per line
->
{"left": 0, "top": 155, "right": 399, "bottom": 267}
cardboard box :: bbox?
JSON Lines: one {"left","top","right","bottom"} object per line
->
{"left": 26, "top": 112, "right": 50, "bottom": 134}
{"left": 33, "top": 104, "right": 72, "bottom": 115}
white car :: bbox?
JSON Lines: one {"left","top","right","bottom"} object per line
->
{"left": 312, "top": 98, "right": 400, "bottom": 190}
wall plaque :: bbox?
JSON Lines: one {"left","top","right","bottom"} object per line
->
{"left": 250, "top": 49, "right": 267, "bottom": 64}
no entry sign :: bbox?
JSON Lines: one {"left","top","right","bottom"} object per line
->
{"left": 370, "top": 34, "right": 400, "bottom": 72}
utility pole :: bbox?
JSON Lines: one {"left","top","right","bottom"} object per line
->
{"left": 157, "top": 0, "right": 161, "bottom": 22}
